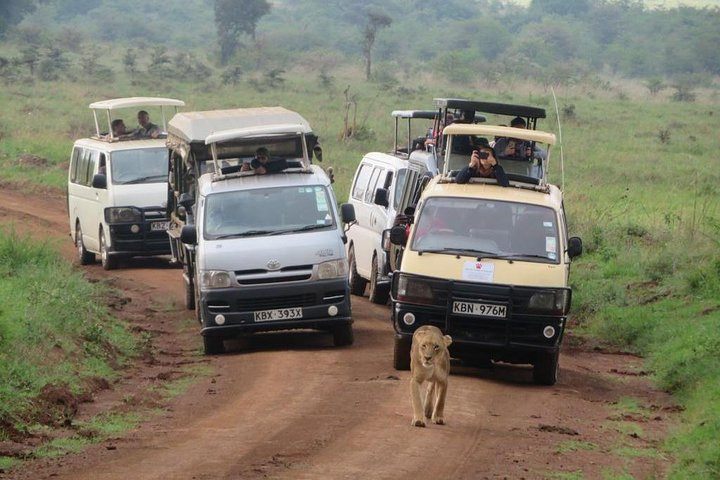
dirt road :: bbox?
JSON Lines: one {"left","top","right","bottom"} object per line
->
{"left": 0, "top": 185, "right": 678, "bottom": 479}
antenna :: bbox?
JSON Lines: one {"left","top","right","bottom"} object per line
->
{"left": 550, "top": 87, "right": 565, "bottom": 190}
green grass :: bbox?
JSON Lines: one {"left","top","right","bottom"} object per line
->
{"left": 0, "top": 230, "right": 138, "bottom": 435}
{"left": 557, "top": 440, "right": 598, "bottom": 454}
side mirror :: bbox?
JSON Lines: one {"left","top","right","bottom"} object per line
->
{"left": 389, "top": 225, "right": 408, "bottom": 246}
{"left": 567, "top": 236, "right": 583, "bottom": 259}
{"left": 92, "top": 173, "right": 107, "bottom": 189}
{"left": 180, "top": 225, "right": 197, "bottom": 245}
{"left": 178, "top": 192, "right": 194, "bottom": 209}
{"left": 340, "top": 203, "right": 356, "bottom": 224}
{"left": 373, "top": 188, "right": 389, "bottom": 208}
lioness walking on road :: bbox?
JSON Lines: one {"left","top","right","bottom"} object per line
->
{"left": 409, "top": 325, "right": 452, "bottom": 427}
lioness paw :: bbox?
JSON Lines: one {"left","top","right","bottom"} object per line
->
{"left": 432, "top": 416, "right": 445, "bottom": 425}
{"left": 412, "top": 419, "right": 426, "bottom": 428}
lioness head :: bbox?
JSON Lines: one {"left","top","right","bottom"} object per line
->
{"left": 413, "top": 326, "right": 452, "bottom": 368}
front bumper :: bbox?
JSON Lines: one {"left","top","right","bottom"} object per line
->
{"left": 107, "top": 209, "right": 170, "bottom": 257}
{"left": 391, "top": 274, "right": 569, "bottom": 363}
{"left": 199, "top": 278, "right": 352, "bottom": 337}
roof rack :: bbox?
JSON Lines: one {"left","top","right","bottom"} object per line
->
{"left": 89, "top": 97, "right": 185, "bottom": 141}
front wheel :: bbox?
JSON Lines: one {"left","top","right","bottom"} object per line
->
{"left": 533, "top": 350, "right": 559, "bottom": 386}
{"left": 393, "top": 336, "right": 411, "bottom": 371}
{"left": 99, "top": 229, "right": 118, "bottom": 270}
{"left": 76, "top": 224, "right": 95, "bottom": 265}
{"left": 184, "top": 274, "right": 195, "bottom": 310}
{"left": 332, "top": 323, "right": 354, "bottom": 347}
{"left": 203, "top": 336, "right": 225, "bottom": 355}
{"left": 368, "top": 256, "right": 390, "bottom": 305}
{"left": 348, "top": 246, "right": 367, "bottom": 296}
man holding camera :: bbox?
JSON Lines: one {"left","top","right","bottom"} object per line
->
{"left": 455, "top": 138, "right": 509, "bottom": 187}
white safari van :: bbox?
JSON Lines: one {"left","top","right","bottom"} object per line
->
{"left": 67, "top": 97, "right": 184, "bottom": 269}
{"left": 388, "top": 122, "right": 582, "bottom": 385}
{"left": 345, "top": 110, "right": 434, "bottom": 304}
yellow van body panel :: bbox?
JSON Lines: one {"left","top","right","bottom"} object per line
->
{"left": 400, "top": 252, "right": 568, "bottom": 288}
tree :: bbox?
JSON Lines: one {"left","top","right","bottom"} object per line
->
{"left": 0, "top": 0, "right": 37, "bottom": 38}
{"left": 362, "top": 9, "right": 392, "bottom": 80}
{"left": 215, "top": 0, "right": 271, "bottom": 65}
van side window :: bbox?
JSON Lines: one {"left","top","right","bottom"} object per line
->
{"left": 70, "top": 147, "right": 83, "bottom": 184}
{"left": 84, "top": 149, "right": 98, "bottom": 186}
{"left": 364, "top": 167, "right": 382, "bottom": 204}
{"left": 351, "top": 163, "right": 373, "bottom": 201}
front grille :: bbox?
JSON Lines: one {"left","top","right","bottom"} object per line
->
{"left": 235, "top": 265, "right": 314, "bottom": 285}
{"left": 236, "top": 293, "right": 317, "bottom": 311}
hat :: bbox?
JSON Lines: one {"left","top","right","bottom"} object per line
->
{"left": 510, "top": 116, "right": 526, "bottom": 128}
{"left": 472, "top": 137, "right": 495, "bottom": 157}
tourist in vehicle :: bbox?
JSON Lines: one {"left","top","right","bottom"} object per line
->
{"left": 110, "top": 119, "right": 129, "bottom": 138}
{"left": 241, "top": 147, "right": 288, "bottom": 175}
{"left": 494, "top": 116, "right": 546, "bottom": 160}
{"left": 131, "top": 110, "right": 161, "bottom": 139}
{"left": 455, "top": 138, "right": 509, "bottom": 187}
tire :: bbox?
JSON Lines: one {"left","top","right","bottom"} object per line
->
{"left": 203, "top": 335, "right": 225, "bottom": 355}
{"left": 75, "top": 224, "right": 95, "bottom": 265}
{"left": 184, "top": 274, "right": 195, "bottom": 310}
{"left": 533, "top": 350, "right": 559, "bottom": 386}
{"left": 393, "top": 336, "right": 411, "bottom": 371}
{"left": 194, "top": 274, "right": 202, "bottom": 324}
{"left": 348, "top": 246, "right": 367, "bottom": 296}
{"left": 99, "top": 229, "right": 118, "bottom": 271}
{"left": 368, "top": 256, "right": 390, "bottom": 305}
{"left": 333, "top": 323, "right": 354, "bottom": 347}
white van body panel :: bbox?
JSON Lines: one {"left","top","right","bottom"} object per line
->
{"left": 67, "top": 138, "right": 170, "bottom": 258}
{"left": 346, "top": 152, "right": 406, "bottom": 279}
{"left": 198, "top": 230, "right": 345, "bottom": 273}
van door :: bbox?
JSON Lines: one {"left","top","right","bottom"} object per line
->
{"left": 356, "top": 165, "right": 383, "bottom": 278}
{"left": 68, "top": 146, "right": 99, "bottom": 252}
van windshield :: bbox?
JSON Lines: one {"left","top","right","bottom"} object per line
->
{"left": 110, "top": 148, "right": 168, "bottom": 185}
{"left": 411, "top": 197, "right": 560, "bottom": 263}
{"left": 204, "top": 185, "right": 336, "bottom": 239}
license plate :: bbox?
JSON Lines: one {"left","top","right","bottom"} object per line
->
{"left": 452, "top": 301, "right": 507, "bottom": 318}
{"left": 254, "top": 307, "right": 303, "bottom": 322}
{"left": 151, "top": 221, "right": 169, "bottom": 231}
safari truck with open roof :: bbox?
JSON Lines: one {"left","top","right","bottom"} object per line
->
{"left": 387, "top": 119, "right": 583, "bottom": 385}
{"left": 67, "top": 97, "right": 185, "bottom": 270}
{"left": 166, "top": 107, "right": 353, "bottom": 354}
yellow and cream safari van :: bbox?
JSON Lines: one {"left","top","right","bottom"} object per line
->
{"left": 387, "top": 122, "right": 582, "bottom": 385}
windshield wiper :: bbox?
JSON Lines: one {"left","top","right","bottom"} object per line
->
{"left": 213, "top": 229, "right": 273, "bottom": 239}
{"left": 418, "top": 247, "right": 500, "bottom": 259}
{"left": 267, "top": 224, "right": 330, "bottom": 236}
{"left": 120, "top": 174, "right": 167, "bottom": 185}
{"left": 503, "top": 253, "right": 552, "bottom": 261}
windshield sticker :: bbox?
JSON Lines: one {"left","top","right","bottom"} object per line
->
{"left": 548, "top": 252, "right": 557, "bottom": 260}
{"left": 316, "top": 190, "right": 328, "bottom": 211}
{"left": 546, "top": 236, "right": 557, "bottom": 253}
{"left": 543, "top": 221, "right": 553, "bottom": 228}
{"left": 462, "top": 261, "right": 495, "bottom": 283}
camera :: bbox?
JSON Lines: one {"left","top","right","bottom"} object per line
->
{"left": 476, "top": 151, "right": 489, "bottom": 159}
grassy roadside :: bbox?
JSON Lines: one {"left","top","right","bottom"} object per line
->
{"left": 0, "top": 230, "right": 138, "bottom": 450}
{"left": 1, "top": 68, "right": 719, "bottom": 477}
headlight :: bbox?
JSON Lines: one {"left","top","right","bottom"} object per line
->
{"left": 317, "top": 259, "right": 348, "bottom": 280}
{"left": 199, "top": 270, "right": 233, "bottom": 289}
{"left": 528, "top": 290, "right": 570, "bottom": 315}
{"left": 105, "top": 207, "right": 142, "bottom": 223}
{"left": 396, "top": 274, "right": 434, "bottom": 305}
